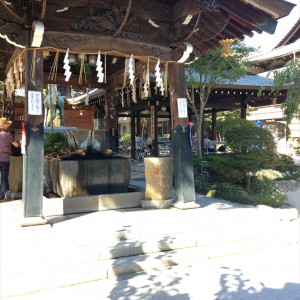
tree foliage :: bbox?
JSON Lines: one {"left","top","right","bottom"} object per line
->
{"left": 216, "top": 118, "right": 276, "bottom": 155}
{"left": 44, "top": 132, "right": 69, "bottom": 155}
{"left": 271, "top": 61, "right": 300, "bottom": 124}
{"left": 186, "top": 41, "right": 254, "bottom": 158}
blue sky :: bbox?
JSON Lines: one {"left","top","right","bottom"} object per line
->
{"left": 244, "top": 0, "right": 299, "bottom": 52}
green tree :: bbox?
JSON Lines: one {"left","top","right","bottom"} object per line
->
{"left": 186, "top": 41, "right": 254, "bottom": 158}
{"left": 271, "top": 61, "right": 300, "bottom": 124}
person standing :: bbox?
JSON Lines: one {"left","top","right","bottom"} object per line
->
{"left": 144, "top": 134, "right": 153, "bottom": 150}
{"left": 135, "top": 132, "right": 147, "bottom": 151}
{"left": 0, "top": 118, "right": 20, "bottom": 202}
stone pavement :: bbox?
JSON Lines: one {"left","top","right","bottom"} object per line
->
{"left": 0, "top": 161, "right": 299, "bottom": 299}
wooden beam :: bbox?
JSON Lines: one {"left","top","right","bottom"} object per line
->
{"left": 250, "top": 0, "right": 295, "bottom": 19}
{"left": 228, "top": 20, "right": 254, "bottom": 38}
{"left": 43, "top": 73, "right": 107, "bottom": 88}
{"left": 0, "top": 23, "right": 26, "bottom": 48}
{"left": 1, "top": 24, "right": 192, "bottom": 62}
{"left": 42, "top": 31, "right": 180, "bottom": 62}
{"left": 173, "top": 0, "right": 200, "bottom": 21}
{"left": 216, "top": 0, "right": 268, "bottom": 27}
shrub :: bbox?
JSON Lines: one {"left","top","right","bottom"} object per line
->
{"left": 44, "top": 132, "right": 69, "bottom": 155}
{"left": 279, "top": 168, "right": 300, "bottom": 180}
{"left": 195, "top": 180, "right": 255, "bottom": 205}
{"left": 256, "top": 180, "right": 287, "bottom": 208}
{"left": 194, "top": 151, "right": 278, "bottom": 184}
{"left": 224, "top": 124, "right": 275, "bottom": 154}
{"left": 275, "top": 153, "right": 295, "bottom": 172}
{"left": 215, "top": 118, "right": 251, "bottom": 137}
{"left": 119, "top": 133, "right": 131, "bottom": 143}
{"left": 216, "top": 118, "right": 276, "bottom": 155}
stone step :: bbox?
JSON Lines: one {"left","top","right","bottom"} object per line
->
{"left": 1, "top": 217, "right": 297, "bottom": 277}
{"left": 2, "top": 219, "right": 297, "bottom": 299}
{"left": 1, "top": 233, "right": 293, "bottom": 299}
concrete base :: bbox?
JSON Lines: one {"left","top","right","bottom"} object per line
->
{"left": 140, "top": 199, "right": 173, "bottom": 209}
{"left": 43, "top": 187, "right": 145, "bottom": 216}
{"left": 5, "top": 191, "right": 22, "bottom": 200}
{"left": 172, "top": 201, "right": 200, "bottom": 210}
{"left": 20, "top": 217, "right": 48, "bottom": 227}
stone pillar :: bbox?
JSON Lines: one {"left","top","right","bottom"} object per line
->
{"left": 140, "top": 157, "right": 173, "bottom": 209}
{"left": 22, "top": 43, "right": 46, "bottom": 223}
{"left": 169, "top": 63, "right": 198, "bottom": 209}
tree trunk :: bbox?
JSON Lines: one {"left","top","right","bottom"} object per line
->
{"left": 196, "top": 119, "right": 202, "bottom": 158}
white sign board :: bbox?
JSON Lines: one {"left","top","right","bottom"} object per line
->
{"left": 28, "top": 91, "right": 42, "bottom": 115}
{"left": 177, "top": 98, "right": 187, "bottom": 118}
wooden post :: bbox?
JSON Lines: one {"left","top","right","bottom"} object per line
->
{"left": 22, "top": 36, "right": 45, "bottom": 221}
{"left": 136, "top": 111, "right": 141, "bottom": 135}
{"left": 212, "top": 109, "right": 217, "bottom": 140}
{"left": 241, "top": 105, "right": 247, "bottom": 119}
{"left": 130, "top": 109, "right": 136, "bottom": 160}
{"left": 49, "top": 84, "right": 54, "bottom": 133}
{"left": 151, "top": 105, "right": 159, "bottom": 157}
{"left": 169, "top": 63, "right": 188, "bottom": 128}
{"left": 240, "top": 95, "right": 248, "bottom": 119}
{"left": 169, "top": 63, "right": 197, "bottom": 208}
{"left": 105, "top": 88, "right": 118, "bottom": 152}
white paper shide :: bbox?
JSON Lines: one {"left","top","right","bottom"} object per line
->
{"left": 96, "top": 51, "right": 104, "bottom": 83}
{"left": 63, "top": 49, "right": 72, "bottom": 82}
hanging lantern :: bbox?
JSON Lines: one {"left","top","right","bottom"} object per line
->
{"left": 68, "top": 54, "right": 77, "bottom": 65}
{"left": 219, "top": 39, "right": 235, "bottom": 57}
{"left": 88, "top": 55, "right": 97, "bottom": 66}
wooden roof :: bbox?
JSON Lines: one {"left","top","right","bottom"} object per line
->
{"left": 276, "top": 17, "right": 300, "bottom": 47}
{"left": 247, "top": 16, "right": 300, "bottom": 74}
{"left": 0, "top": 0, "right": 295, "bottom": 82}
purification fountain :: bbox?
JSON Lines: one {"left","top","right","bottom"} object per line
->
{"left": 44, "top": 129, "right": 131, "bottom": 197}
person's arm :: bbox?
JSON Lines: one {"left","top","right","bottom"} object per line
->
{"left": 143, "top": 139, "right": 147, "bottom": 148}
{"left": 12, "top": 137, "right": 20, "bottom": 147}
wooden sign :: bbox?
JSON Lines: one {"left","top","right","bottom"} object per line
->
{"left": 150, "top": 105, "right": 155, "bottom": 139}
{"left": 28, "top": 90, "right": 42, "bottom": 115}
{"left": 177, "top": 98, "right": 187, "bottom": 118}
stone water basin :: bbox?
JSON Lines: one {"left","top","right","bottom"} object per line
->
{"left": 44, "top": 129, "right": 131, "bottom": 197}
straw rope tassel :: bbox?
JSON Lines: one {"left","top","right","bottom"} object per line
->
{"left": 123, "top": 57, "right": 127, "bottom": 87}
{"left": 48, "top": 51, "right": 59, "bottom": 81}
{"left": 139, "top": 76, "right": 142, "bottom": 98}
{"left": 164, "top": 62, "right": 168, "bottom": 97}
{"left": 14, "top": 59, "right": 20, "bottom": 89}
{"left": 147, "top": 57, "right": 151, "bottom": 97}
{"left": 79, "top": 55, "right": 84, "bottom": 85}
{"left": 18, "top": 54, "right": 23, "bottom": 83}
